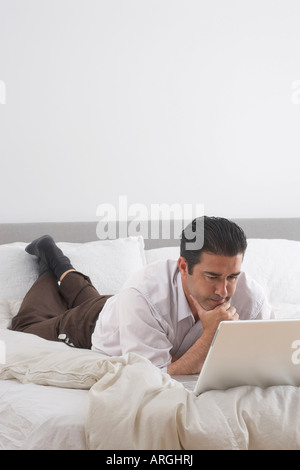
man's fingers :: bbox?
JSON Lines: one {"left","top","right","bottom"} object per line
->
{"left": 232, "top": 311, "right": 239, "bottom": 321}
{"left": 190, "top": 294, "right": 239, "bottom": 322}
{"left": 226, "top": 306, "right": 239, "bottom": 321}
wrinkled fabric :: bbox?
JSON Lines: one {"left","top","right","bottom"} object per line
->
{"left": 1, "top": 330, "right": 300, "bottom": 450}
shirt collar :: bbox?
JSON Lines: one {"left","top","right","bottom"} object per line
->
{"left": 175, "top": 269, "right": 195, "bottom": 323}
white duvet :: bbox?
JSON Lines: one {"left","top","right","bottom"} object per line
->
{"left": 1, "top": 329, "right": 300, "bottom": 450}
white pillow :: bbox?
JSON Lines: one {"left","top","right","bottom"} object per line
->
{"left": 0, "top": 237, "right": 146, "bottom": 303}
{"left": 145, "top": 246, "right": 180, "bottom": 264}
{"left": 273, "top": 303, "right": 300, "bottom": 320}
{"left": 0, "top": 243, "right": 38, "bottom": 300}
{"left": 57, "top": 237, "right": 146, "bottom": 294}
{"left": 242, "top": 239, "right": 300, "bottom": 306}
{"left": 0, "top": 299, "right": 22, "bottom": 329}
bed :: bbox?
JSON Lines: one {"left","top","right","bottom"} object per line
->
{"left": 1, "top": 218, "right": 300, "bottom": 451}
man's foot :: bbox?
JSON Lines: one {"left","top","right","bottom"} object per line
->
{"left": 25, "top": 235, "right": 74, "bottom": 280}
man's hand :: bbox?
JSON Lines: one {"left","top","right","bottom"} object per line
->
{"left": 190, "top": 295, "right": 239, "bottom": 336}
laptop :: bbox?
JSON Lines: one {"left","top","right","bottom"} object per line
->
{"left": 176, "top": 319, "right": 300, "bottom": 395}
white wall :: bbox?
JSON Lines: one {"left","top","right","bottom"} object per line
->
{"left": 0, "top": 0, "right": 300, "bottom": 223}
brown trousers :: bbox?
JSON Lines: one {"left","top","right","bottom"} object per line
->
{"left": 11, "top": 272, "right": 112, "bottom": 349}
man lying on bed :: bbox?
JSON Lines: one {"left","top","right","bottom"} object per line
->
{"left": 11, "top": 216, "right": 274, "bottom": 375}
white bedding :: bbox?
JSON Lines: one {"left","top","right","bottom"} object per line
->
{"left": 1, "top": 329, "right": 300, "bottom": 450}
{"left": 1, "top": 236, "right": 300, "bottom": 450}
{"left": 0, "top": 379, "right": 88, "bottom": 450}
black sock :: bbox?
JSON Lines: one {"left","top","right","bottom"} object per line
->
{"left": 25, "top": 235, "right": 74, "bottom": 280}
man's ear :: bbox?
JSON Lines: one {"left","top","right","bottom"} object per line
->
{"left": 178, "top": 256, "right": 189, "bottom": 278}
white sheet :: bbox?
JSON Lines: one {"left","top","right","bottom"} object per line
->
{"left": 0, "top": 329, "right": 93, "bottom": 449}
{"left": 0, "top": 379, "right": 88, "bottom": 450}
{"left": 86, "top": 356, "right": 300, "bottom": 450}
{"left": 1, "top": 329, "right": 300, "bottom": 450}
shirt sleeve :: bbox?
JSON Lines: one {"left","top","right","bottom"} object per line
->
{"left": 115, "top": 287, "right": 173, "bottom": 371}
{"left": 232, "top": 272, "right": 275, "bottom": 320}
{"left": 255, "top": 296, "right": 275, "bottom": 320}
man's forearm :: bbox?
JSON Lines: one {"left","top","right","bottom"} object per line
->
{"left": 167, "top": 296, "right": 240, "bottom": 375}
{"left": 167, "top": 330, "right": 215, "bottom": 375}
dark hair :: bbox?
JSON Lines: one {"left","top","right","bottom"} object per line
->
{"left": 180, "top": 216, "right": 247, "bottom": 274}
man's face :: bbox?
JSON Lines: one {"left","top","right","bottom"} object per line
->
{"left": 178, "top": 251, "right": 243, "bottom": 314}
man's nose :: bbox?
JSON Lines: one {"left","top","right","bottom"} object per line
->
{"left": 214, "top": 279, "right": 228, "bottom": 298}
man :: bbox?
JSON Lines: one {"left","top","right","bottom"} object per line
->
{"left": 11, "top": 216, "right": 274, "bottom": 375}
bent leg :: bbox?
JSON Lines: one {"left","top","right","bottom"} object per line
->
{"left": 11, "top": 270, "right": 112, "bottom": 348}
{"left": 11, "top": 273, "right": 67, "bottom": 341}
{"left": 12, "top": 236, "right": 111, "bottom": 346}
{"left": 58, "top": 271, "right": 103, "bottom": 307}
{"left": 55, "top": 295, "right": 111, "bottom": 348}
{"left": 57, "top": 271, "right": 112, "bottom": 348}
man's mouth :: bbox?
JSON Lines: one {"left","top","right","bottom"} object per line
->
{"left": 209, "top": 298, "right": 226, "bottom": 305}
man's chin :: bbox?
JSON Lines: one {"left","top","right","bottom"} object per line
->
{"left": 204, "top": 298, "right": 228, "bottom": 310}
